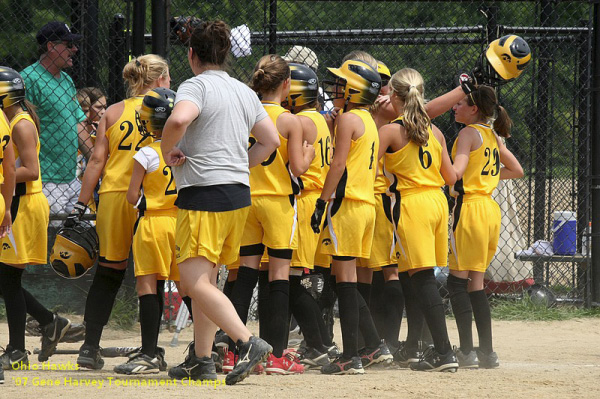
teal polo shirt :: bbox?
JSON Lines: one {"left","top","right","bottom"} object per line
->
{"left": 21, "top": 61, "right": 86, "bottom": 184}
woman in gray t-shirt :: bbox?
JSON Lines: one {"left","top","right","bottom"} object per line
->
{"left": 161, "top": 20, "right": 279, "bottom": 385}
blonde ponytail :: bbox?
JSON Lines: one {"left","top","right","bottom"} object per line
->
{"left": 389, "top": 68, "right": 430, "bottom": 146}
{"left": 122, "top": 54, "right": 169, "bottom": 97}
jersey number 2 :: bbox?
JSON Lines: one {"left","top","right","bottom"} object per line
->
{"left": 163, "top": 166, "right": 177, "bottom": 195}
{"left": 118, "top": 121, "right": 146, "bottom": 151}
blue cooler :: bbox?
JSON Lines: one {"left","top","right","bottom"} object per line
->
{"left": 552, "top": 211, "right": 577, "bottom": 255}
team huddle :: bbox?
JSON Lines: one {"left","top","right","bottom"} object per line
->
{"left": 0, "top": 19, "right": 530, "bottom": 385}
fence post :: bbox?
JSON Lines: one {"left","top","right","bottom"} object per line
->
{"left": 577, "top": 20, "right": 592, "bottom": 306}
{"left": 532, "top": 0, "right": 554, "bottom": 285}
{"left": 591, "top": 2, "right": 600, "bottom": 304}
{"left": 269, "top": 0, "right": 277, "bottom": 54}
{"left": 109, "top": 14, "right": 127, "bottom": 104}
{"left": 152, "top": 0, "right": 168, "bottom": 57}
{"left": 132, "top": 0, "right": 146, "bottom": 56}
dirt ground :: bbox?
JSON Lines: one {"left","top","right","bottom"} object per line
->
{"left": 1, "top": 317, "right": 599, "bottom": 398}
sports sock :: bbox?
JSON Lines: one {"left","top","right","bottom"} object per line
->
{"left": 369, "top": 271, "right": 387, "bottom": 340}
{"left": 399, "top": 272, "right": 423, "bottom": 350}
{"left": 182, "top": 296, "right": 193, "bottom": 321}
{"left": 470, "top": 289, "right": 494, "bottom": 354}
{"left": 139, "top": 294, "right": 160, "bottom": 357}
{"left": 410, "top": 269, "right": 451, "bottom": 354}
{"left": 223, "top": 280, "right": 235, "bottom": 299}
{"left": 357, "top": 282, "right": 371, "bottom": 306}
{"left": 267, "top": 280, "right": 289, "bottom": 358}
{"left": 289, "top": 276, "right": 326, "bottom": 353}
{"left": 258, "top": 270, "right": 269, "bottom": 341}
{"left": 383, "top": 279, "right": 404, "bottom": 348}
{"left": 447, "top": 274, "right": 473, "bottom": 353}
{"left": 0, "top": 263, "right": 26, "bottom": 351}
{"left": 22, "top": 288, "right": 54, "bottom": 326}
{"left": 317, "top": 270, "right": 337, "bottom": 345}
{"left": 156, "top": 280, "right": 165, "bottom": 338}
{"left": 230, "top": 266, "right": 259, "bottom": 324}
{"left": 336, "top": 282, "right": 359, "bottom": 358}
{"left": 357, "top": 288, "right": 382, "bottom": 349}
{"left": 83, "top": 265, "right": 126, "bottom": 348}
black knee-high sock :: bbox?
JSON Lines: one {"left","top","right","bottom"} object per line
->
{"left": 289, "top": 276, "right": 327, "bottom": 353}
{"left": 83, "top": 266, "right": 126, "bottom": 348}
{"left": 139, "top": 294, "right": 160, "bottom": 357}
{"left": 182, "top": 296, "right": 193, "bottom": 321}
{"left": 399, "top": 272, "right": 423, "bottom": 350}
{"left": 470, "top": 290, "right": 493, "bottom": 354}
{"left": 447, "top": 275, "right": 473, "bottom": 353}
{"left": 320, "top": 272, "right": 337, "bottom": 344}
{"left": 0, "top": 264, "right": 26, "bottom": 351}
{"left": 258, "top": 270, "right": 269, "bottom": 341}
{"left": 230, "top": 266, "right": 259, "bottom": 325}
{"left": 336, "top": 282, "right": 359, "bottom": 358}
{"left": 383, "top": 279, "right": 404, "bottom": 348}
{"left": 357, "top": 289, "right": 381, "bottom": 349}
{"left": 156, "top": 280, "right": 165, "bottom": 338}
{"left": 267, "top": 280, "right": 289, "bottom": 358}
{"left": 22, "top": 288, "right": 54, "bottom": 326}
{"left": 369, "top": 271, "right": 387, "bottom": 341}
{"left": 410, "top": 270, "right": 451, "bottom": 354}
{"left": 357, "top": 282, "right": 371, "bottom": 306}
{"left": 223, "top": 280, "right": 235, "bottom": 299}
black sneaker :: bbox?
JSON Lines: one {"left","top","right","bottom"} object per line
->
{"left": 168, "top": 352, "right": 218, "bottom": 381}
{"left": 297, "top": 347, "right": 329, "bottom": 369}
{"left": 77, "top": 344, "right": 104, "bottom": 370}
{"left": 410, "top": 347, "right": 458, "bottom": 372}
{"left": 225, "top": 336, "right": 272, "bottom": 385}
{"left": 214, "top": 329, "right": 229, "bottom": 349}
{"left": 212, "top": 351, "right": 223, "bottom": 372}
{"left": 0, "top": 366, "right": 4, "bottom": 384}
{"left": 359, "top": 340, "right": 393, "bottom": 368}
{"left": 455, "top": 347, "right": 478, "bottom": 369}
{"left": 114, "top": 352, "right": 161, "bottom": 375}
{"left": 393, "top": 342, "right": 421, "bottom": 368}
{"left": 321, "top": 356, "right": 364, "bottom": 375}
{"left": 326, "top": 343, "right": 341, "bottom": 359}
{"left": 0, "top": 346, "right": 30, "bottom": 370}
{"left": 477, "top": 349, "right": 499, "bottom": 369}
{"left": 39, "top": 314, "right": 71, "bottom": 362}
{"left": 156, "top": 346, "right": 168, "bottom": 371}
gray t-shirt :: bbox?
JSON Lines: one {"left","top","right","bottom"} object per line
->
{"left": 173, "top": 70, "right": 268, "bottom": 190}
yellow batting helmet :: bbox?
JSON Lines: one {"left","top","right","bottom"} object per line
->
{"left": 50, "top": 222, "right": 99, "bottom": 279}
{"left": 484, "top": 35, "right": 531, "bottom": 82}
{"left": 324, "top": 60, "right": 381, "bottom": 107}
{"left": 136, "top": 87, "right": 176, "bottom": 139}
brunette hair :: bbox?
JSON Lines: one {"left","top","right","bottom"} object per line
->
{"left": 250, "top": 54, "right": 291, "bottom": 95}
{"left": 467, "top": 85, "right": 512, "bottom": 138}
{"left": 190, "top": 20, "right": 231, "bottom": 67}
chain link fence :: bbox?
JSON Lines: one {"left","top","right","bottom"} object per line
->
{"left": 0, "top": 1, "right": 596, "bottom": 312}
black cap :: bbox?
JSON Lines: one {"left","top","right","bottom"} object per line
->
{"left": 36, "top": 21, "right": 82, "bottom": 46}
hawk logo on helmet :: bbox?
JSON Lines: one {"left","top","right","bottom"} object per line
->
{"left": 60, "top": 251, "right": 72, "bottom": 259}
{"left": 50, "top": 221, "right": 99, "bottom": 279}
{"left": 2, "top": 243, "right": 10, "bottom": 250}
{"left": 322, "top": 238, "right": 332, "bottom": 246}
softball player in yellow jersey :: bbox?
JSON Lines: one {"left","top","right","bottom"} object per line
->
{"left": 73, "top": 55, "right": 170, "bottom": 370}
{"left": 311, "top": 59, "right": 392, "bottom": 375}
{"left": 0, "top": 68, "right": 72, "bottom": 369}
{"left": 277, "top": 62, "right": 334, "bottom": 368}
{"left": 378, "top": 68, "right": 458, "bottom": 372}
{"left": 112, "top": 88, "right": 178, "bottom": 375}
{"left": 447, "top": 85, "right": 523, "bottom": 369}
{"left": 234, "top": 54, "right": 312, "bottom": 375}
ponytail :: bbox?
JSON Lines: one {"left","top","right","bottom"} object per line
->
{"left": 250, "top": 54, "right": 290, "bottom": 95}
{"left": 389, "top": 68, "right": 430, "bottom": 146}
{"left": 467, "top": 85, "right": 512, "bottom": 138}
{"left": 22, "top": 99, "right": 41, "bottom": 135}
{"left": 122, "top": 54, "right": 169, "bottom": 97}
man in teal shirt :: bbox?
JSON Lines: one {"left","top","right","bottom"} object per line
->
{"left": 21, "top": 21, "right": 87, "bottom": 216}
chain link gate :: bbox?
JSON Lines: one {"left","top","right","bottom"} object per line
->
{"left": 0, "top": 1, "right": 597, "bottom": 316}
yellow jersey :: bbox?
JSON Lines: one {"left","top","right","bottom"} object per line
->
{"left": 0, "top": 113, "right": 11, "bottom": 185}
{"left": 383, "top": 117, "right": 444, "bottom": 193}
{"left": 450, "top": 123, "right": 500, "bottom": 197}
{"left": 297, "top": 108, "right": 330, "bottom": 192}
{"left": 332, "top": 107, "right": 378, "bottom": 204}
{"left": 137, "top": 141, "right": 177, "bottom": 213}
{"left": 99, "top": 96, "right": 153, "bottom": 194}
{"left": 10, "top": 112, "right": 42, "bottom": 195}
{"left": 249, "top": 101, "right": 299, "bottom": 196}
